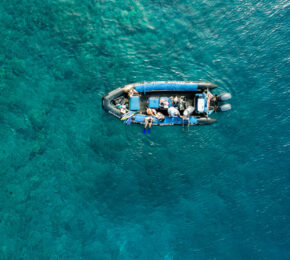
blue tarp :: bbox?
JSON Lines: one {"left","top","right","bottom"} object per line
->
{"left": 130, "top": 96, "right": 140, "bottom": 111}
{"left": 135, "top": 83, "right": 198, "bottom": 93}
{"left": 134, "top": 114, "right": 158, "bottom": 123}
{"left": 163, "top": 116, "right": 197, "bottom": 124}
{"left": 133, "top": 114, "right": 197, "bottom": 125}
{"left": 148, "top": 97, "right": 160, "bottom": 109}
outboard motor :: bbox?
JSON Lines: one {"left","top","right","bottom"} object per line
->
{"left": 218, "top": 103, "right": 231, "bottom": 112}
{"left": 218, "top": 93, "right": 232, "bottom": 101}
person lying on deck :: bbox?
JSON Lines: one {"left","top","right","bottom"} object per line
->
{"left": 146, "top": 107, "right": 165, "bottom": 122}
{"left": 146, "top": 107, "right": 157, "bottom": 116}
{"left": 124, "top": 86, "right": 140, "bottom": 98}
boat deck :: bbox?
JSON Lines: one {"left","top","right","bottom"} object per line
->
{"left": 137, "top": 91, "right": 202, "bottom": 116}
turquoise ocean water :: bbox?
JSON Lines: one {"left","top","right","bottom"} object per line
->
{"left": 0, "top": 0, "right": 289, "bottom": 259}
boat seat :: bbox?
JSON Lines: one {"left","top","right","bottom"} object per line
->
{"left": 148, "top": 97, "right": 160, "bottom": 109}
{"left": 130, "top": 96, "right": 140, "bottom": 111}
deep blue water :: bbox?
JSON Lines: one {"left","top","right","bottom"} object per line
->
{"left": 0, "top": 0, "right": 289, "bottom": 259}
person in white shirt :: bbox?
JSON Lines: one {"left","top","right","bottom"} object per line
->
{"left": 168, "top": 106, "right": 180, "bottom": 117}
{"left": 181, "top": 106, "right": 194, "bottom": 120}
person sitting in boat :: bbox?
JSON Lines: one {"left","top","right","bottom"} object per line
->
{"left": 124, "top": 86, "right": 140, "bottom": 98}
{"left": 143, "top": 116, "right": 153, "bottom": 134}
{"left": 172, "top": 96, "right": 179, "bottom": 107}
{"left": 168, "top": 106, "right": 180, "bottom": 117}
{"left": 180, "top": 106, "right": 194, "bottom": 120}
{"left": 116, "top": 104, "right": 128, "bottom": 114}
{"left": 160, "top": 98, "right": 169, "bottom": 109}
{"left": 120, "top": 108, "right": 126, "bottom": 114}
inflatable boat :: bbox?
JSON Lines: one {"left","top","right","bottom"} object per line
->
{"left": 102, "top": 81, "right": 232, "bottom": 126}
